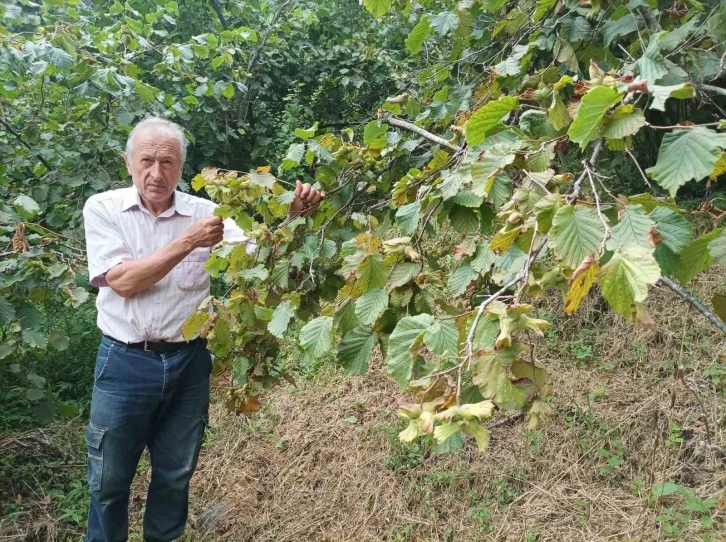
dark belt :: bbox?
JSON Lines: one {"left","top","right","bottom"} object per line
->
{"left": 106, "top": 335, "right": 206, "bottom": 353}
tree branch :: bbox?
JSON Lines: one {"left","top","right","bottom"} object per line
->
{"left": 696, "top": 83, "right": 726, "bottom": 98}
{"left": 0, "top": 117, "right": 53, "bottom": 172}
{"left": 384, "top": 115, "right": 462, "bottom": 153}
{"left": 658, "top": 276, "right": 726, "bottom": 334}
{"left": 209, "top": 0, "right": 228, "bottom": 29}
{"left": 239, "top": 0, "right": 295, "bottom": 124}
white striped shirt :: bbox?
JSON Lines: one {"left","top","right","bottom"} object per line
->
{"left": 83, "top": 187, "right": 253, "bottom": 343}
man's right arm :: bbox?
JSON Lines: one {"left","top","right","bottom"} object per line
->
{"left": 83, "top": 198, "right": 224, "bottom": 298}
{"left": 104, "top": 216, "right": 223, "bottom": 298}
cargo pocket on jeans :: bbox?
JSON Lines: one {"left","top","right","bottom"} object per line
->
{"left": 85, "top": 423, "right": 105, "bottom": 491}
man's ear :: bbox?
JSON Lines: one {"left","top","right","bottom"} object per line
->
{"left": 123, "top": 153, "right": 131, "bottom": 171}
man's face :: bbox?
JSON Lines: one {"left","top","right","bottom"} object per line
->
{"left": 125, "top": 130, "right": 184, "bottom": 205}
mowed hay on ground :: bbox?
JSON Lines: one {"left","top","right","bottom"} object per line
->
{"left": 175, "top": 273, "right": 726, "bottom": 542}
{"left": 2, "top": 274, "right": 724, "bottom": 542}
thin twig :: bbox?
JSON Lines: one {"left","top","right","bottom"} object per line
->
{"left": 586, "top": 168, "right": 612, "bottom": 255}
{"left": 624, "top": 148, "right": 655, "bottom": 190}
{"left": 658, "top": 276, "right": 726, "bottom": 334}
{"left": 567, "top": 140, "right": 605, "bottom": 204}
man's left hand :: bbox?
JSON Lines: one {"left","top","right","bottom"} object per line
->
{"left": 289, "top": 180, "right": 325, "bottom": 217}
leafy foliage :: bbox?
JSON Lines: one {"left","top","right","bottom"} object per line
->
{"left": 2, "top": 0, "right": 726, "bottom": 446}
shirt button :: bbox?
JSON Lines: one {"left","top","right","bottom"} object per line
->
{"left": 156, "top": 299, "right": 161, "bottom": 304}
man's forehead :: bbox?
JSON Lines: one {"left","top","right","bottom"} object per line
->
{"left": 132, "top": 130, "right": 181, "bottom": 154}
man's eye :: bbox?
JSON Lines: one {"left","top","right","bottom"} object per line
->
{"left": 141, "top": 158, "right": 152, "bottom": 163}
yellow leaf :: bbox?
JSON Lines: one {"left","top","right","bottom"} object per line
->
{"left": 564, "top": 255, "right": 599, "bottom": 314}
{"left": 181, "top": 311, "right": 209, "bottom": 342}
{"left": 489, "top": 226, "right": 521, "bottom": 253}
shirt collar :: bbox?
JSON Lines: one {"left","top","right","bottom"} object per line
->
{"left": 120, "top": 188, "right": 192, "bottom": 217}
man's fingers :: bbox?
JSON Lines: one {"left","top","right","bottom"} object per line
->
{"left": 300, "top": 184, "right": 311, "bottom": 202}
{"left": 207, "top": 215, "right": 223, "bottom": 225}
{"left": 295, "top": 180, "right": 303, "bottom": 197}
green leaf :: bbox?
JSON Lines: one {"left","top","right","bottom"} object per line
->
{"left": 22, "top": 329, "right": 49, "bottom": 349}
{"left": 57, "top": 402, "right": 79, "bottom": 418}
{"left": 424, "top": 320, "right": 459, "bottom": 356}
{"left": 430, "top": 12, "right": 459, "bottom": 35}
{"left": 335, "top": 300, "right": 360, "bottom": 336}
{"left": 181, "top": 311, "right": 208, "bottom": 341}
{"left": 16, "top": 304, "right": 45, "bottom": 330}
{"left": 49, "top": 331, "right": 70, "bottom": 351}
{"left": 406, "top": 16, "right": 430, "bottom": 55}
{"left": 598, "top": 247, "right": 661, "bottom": 320}
{"left": 389, "top": 262, "right": 422, "bottom": 288}
{"left": 281, "top": 143, "right": 305, "bottom": 171}
{"left": 708, "top": 230, "right": 726, "bottom": 265}
{"left": 471, "top": 148, "right": 516, "bottom": 189}
{"left": 548, "top": 94, "right": 571, "bottom": 131}
{"left": 466, "top": 97, "right": 519, "bottom": 147}
{"left": 46, "top": 46, "right": 74, "bottom": 68}
{"left": 649, "top": 84, "right": 694, "bottom": 112}
{"left": 567, "top": 86, "right": 622, "bottom": 149}
{"left": 294, "top": 123, "right": 318, "bottom": 140}
{"left": 0, "top": 297, "right": 15, "bottom": 326}
{"left": 602, "top": 105, "right": 645, "bottom": 139}
{"left": 135, "top": 81, "right": 159, "bottom": 103}
{"left": 602, "top": 14, "right": 638, "bottom": 46}
{"left": 649, "top": 208, "right": 692, "bottom": 254}
{"left": 0, "top": 344, "right": 13, "bottom": 360}
{"left": 396, "top": 200, "right": 421, "bottom": 235}
{"left": 338, "top": 326, "right": 378, "bottom": 374}
{"left": 356, "top": 255, "right": 387, "bottom": 293}
{"left": 363, "top": 0, "right": 391, "bottom": 18}
{"left": 387, "top": 314, "right": 434, "bottom": 389}
{"left": 452, "top": 191, "right": 484, "bottom": 208}
{"left": 13, "top": 195, "right": 40, "bottom": 217}
{"left": 26, "top": 388, "right": 45, "bottom": 401}
{"left": 272, "top": 259, "right": 290, "bottom": 289}
{"left": 449, "top": 205, "right": 479, "bottom": 234}
{"left": 355, "top": 288, "right": 389, "bottom": 326}
{"left": 550, "top": 205, "right": 607, "bottom": 269}
{"left": 471, "top": 243, "right": 496, "bottom": 274}
{"left": 222, "top": 82, "right": 235, "bottom": 99}
{"left": 534, "top": 0, "right": 556, "bottom": 22}
{"left": 646, "top": 127, "right": 725, "bottom": 197}
{"left": 440, "top": 170, "right": 464, "bottom": 200}
{"left": 675, "top": 229, "right": 722, "bottom": 284}
{"left": 471, "top": 350, "right": 525, "bottom": 410}
{"left": 448, "top": 261, "right": 478, "bottom": 295}
{"left": 607, "top": 205, "right": 654, "bottom": 250}
{"left": 299, "top": 316, "right": 333, "bottom": 358}
{"left": 363, "top": 120, "right": 388, "bottom": 144}
{"left": 268, "top": 301, "right": 296, "bottom": 338}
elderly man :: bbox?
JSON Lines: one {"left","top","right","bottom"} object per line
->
{"left": 83, "top": 117, "right": 322, "bottom": 542}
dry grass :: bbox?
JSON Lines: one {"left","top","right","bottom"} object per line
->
{"left": 175, "top": 274, "right": 726, "bottom": 542}
{"left": 2, "top": 273, "right": 725, "bottom": 541}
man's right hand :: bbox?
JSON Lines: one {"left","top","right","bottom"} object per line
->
{"left": 183, "top": 215, "right": 224, "bottom": 248}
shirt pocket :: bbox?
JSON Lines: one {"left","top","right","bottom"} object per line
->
{"left": 175, "top": 248, "right": 211, "bottom": 291}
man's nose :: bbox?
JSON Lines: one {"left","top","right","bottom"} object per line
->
{"left": 150, "top": 161, "right": 162, "bottom": 179}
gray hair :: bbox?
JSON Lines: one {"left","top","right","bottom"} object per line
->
{"left": 126, "top": 117, "right": 188, "bottom": 163}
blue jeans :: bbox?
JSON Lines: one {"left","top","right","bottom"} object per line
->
{"left": 85, "top": 336, "right": 211, "bottom": 542}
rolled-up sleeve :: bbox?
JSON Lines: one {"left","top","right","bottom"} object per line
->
{"left": 83, "top": 197, "right": 133, "bottom": 287}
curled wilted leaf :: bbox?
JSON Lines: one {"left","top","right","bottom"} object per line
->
{"left": 399, "top": 420, "right": 420, "bottom": 443}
